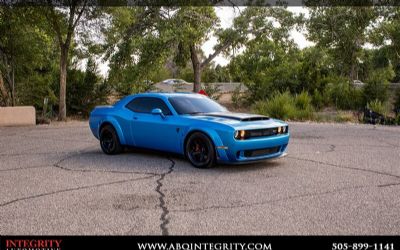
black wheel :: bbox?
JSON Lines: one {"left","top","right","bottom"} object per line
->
{"left": 185, "top": 132, "right": 216, "bottom": 168}
{"left": 100, "top": 124, "right": 123, "bottom": 155}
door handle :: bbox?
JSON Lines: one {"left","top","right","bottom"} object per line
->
{"left": 133, "top": 117, "right": 138, "bottom": 120}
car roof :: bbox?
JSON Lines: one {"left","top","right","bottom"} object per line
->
{"left": 114, "top": 92, "right": 207, "bottom": 108}
{"left": 130, "top": 92, "right": 204, "bottom": 98}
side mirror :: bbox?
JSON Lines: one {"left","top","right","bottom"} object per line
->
{"left": 151, "top": 108, "right": 165, "bottom": 119}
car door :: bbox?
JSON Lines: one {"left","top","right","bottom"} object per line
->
{"left": 125, "top": 97, "right": 181, "bottom": 153}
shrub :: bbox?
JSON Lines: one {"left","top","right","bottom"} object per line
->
{"left": 362, "top": 81, "right": 389, "bottom": 105}
{"left": 367, "top": 99, "right": 390, "bottom": 116}
{"left": 202, "top": 82, "right": 222, "bottom": 100}
{"left": 311, "top": 89, "right": 324, "bottom": 110}
{"left": 323, "top": 76, "right": 362, "bottom": 110}
{"left": 363, "top": 67, "right": 394, "bottom": 105}
{"left": 394, "top": 88, "right": 400, "bottom": 113}
{"left": 253, "top": 91, "right": 314, "bottom": 121}
{"left": 65, "top": 59, "right": 111, "bottom": 117}
{"left": 231, "top": 84, "right": 244, "bottom": 108}
{"left": 396, "top": 114, "right": 400, "bottom": 125}
{"left": 295, "top": 91, "right": 312, "bottom": 110}
{"left": 294, "top": 91, "right": 314, "bottom": 120}
{"left": 253, "top": 91, "right": 295, "bottom": 120}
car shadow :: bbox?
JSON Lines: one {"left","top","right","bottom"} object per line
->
{"left": 123, "top": 147, "right": 284, "bottom": 173}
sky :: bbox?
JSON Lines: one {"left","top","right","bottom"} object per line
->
{"left": 99, "top": 7, "right": 313, "bottom": 76}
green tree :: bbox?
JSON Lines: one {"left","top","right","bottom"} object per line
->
{"left": 0, "top": 6, "right": 57, "bottom": 108}
{"left": 227, "top": 7, "right": 303, "bottom": 101}
{"left": 298, "top": 46, "right": 333, "bottom": 92}
{"left": 173, "top": 6, "right": 220, "bottom": 92}
{"left": 362, "top": 67, "right": 394, "bottom": 105}
{"left": 104, "top": 6, "right": 269, "bottom": 94}
{"left": 307, "top": 6, "right": 377, "bottom": 80}
{"left": 370, "top": 7, "right": 400, "bottom": 82}
{"left": 230, "top": 38, "right": 302, "bottom": 101}
{"left": 43, "top": 0, "right": 91, "bottom": 120}
{"left": 103, "top": 7, "right": 171, "bottom": 94}
{"left": 64, "top": 58, "right": 110, "bottom": 116}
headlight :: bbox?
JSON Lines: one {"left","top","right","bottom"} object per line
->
{"left": 283, "top": 126, "right": 288, "bottom": 133}
{"left": 277, "top": 126, "right": 288, "bottom": 134}
{"left": 234, "top": 130, "right": 246, "bottom": 140}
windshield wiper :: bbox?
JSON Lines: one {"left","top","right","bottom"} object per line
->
{"left": 187, "top": 112, "right": 206, "bottom": 115}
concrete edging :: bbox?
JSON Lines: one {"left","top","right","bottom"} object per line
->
{"left": 0, "top": 106, "right": 36, "bottom": 126}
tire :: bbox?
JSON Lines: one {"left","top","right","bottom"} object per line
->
{"left": 99, "top": 124, "right": 123, "bottom": 155}
{"left": 185, "top": 132, "right": 216, "bottom": 168}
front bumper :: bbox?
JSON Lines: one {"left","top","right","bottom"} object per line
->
{"left": 216, "top": 133, "right": 290, "bottom": 164}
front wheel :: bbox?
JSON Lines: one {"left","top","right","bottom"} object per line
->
{"left": 99, "top": 124, "right": 123, "bottom": 155}
{"left": 185, "top": 132, "right": 216, "bottom": 168}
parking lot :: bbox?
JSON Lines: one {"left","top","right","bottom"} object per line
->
{"left": 0, "top": 122, "right": 400, "bottom": 235}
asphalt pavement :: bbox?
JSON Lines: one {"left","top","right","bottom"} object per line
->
{"left": 0, "top": 122, "right": 399, "bottom": 235}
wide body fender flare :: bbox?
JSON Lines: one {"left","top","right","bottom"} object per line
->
{"left": 98, "top": 116, "right": 127, "bottom": 145}
{"left": 184, "top": 126, "right": 229, "bottom": 162}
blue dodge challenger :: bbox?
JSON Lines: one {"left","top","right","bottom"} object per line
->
{"left": 89, "top": 93, "right": 290, "bottom": 168}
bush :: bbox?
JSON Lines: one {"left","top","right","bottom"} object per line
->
{"left": 65, "top": 59, "right": 111, "bottom": 117}
{"left": 202, "top": 82, "right": 222, "bottom": 100}
{"left": 362, "top": 81, "right": 389, "bottom": 105}
{"left": 323, "top": 76, "right": 362, "bottom": 110}
{"left": 294, "top": 91, "right": 314, "bottom": 120}
{"left": 367, "top": 99, "right": 390, "bottom": 116}
{"left": 253, "top": 91, "right": 295, "bottom": 120}
{"left": 253, "top": 91, "right": 314, "bottom": 121}
{"left": 231, "top": 84, "right": 244, "bottom": 108}
{"left": 295, "top": 91, "right": 312, "bottom": 110}
{"left": 394, "top": 88, "right": 400, "bottom": 113}
{"left": 311, "top": 89, "right": 324, "bottom": 110}
{"left": 363, "top": 67, "right": 394, "bottom": 105}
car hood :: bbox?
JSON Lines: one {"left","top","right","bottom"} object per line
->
{"left": 186, "top": 112, "right": 287, "bottom": 129}
{"left": 203, "top": 112, "right": 270, "bottom": 121}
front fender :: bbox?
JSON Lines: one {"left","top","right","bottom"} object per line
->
{"left": 98, "top": 116, "right": 127, "bottom": 145}
{"left": 185, "top": 127, "right": 229, "bottom": 162}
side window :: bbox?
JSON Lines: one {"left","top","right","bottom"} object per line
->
{"left": 126, "top": 97, "right": 172, "bottom": 115}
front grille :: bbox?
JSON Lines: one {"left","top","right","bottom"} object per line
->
{"left": 248, "top": 128, "right": 278, "bottom": 138}
{"left": 243, "top": 146, "right": 280, "bottom": 157}
{"left": 246, "top": 127, "right": 288, "bottom": 139}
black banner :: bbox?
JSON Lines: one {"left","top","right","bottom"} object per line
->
{"left": 1, "top": 236, "right": 399, "bottom": 250}
{"left": 1, "top": 0, "right": 400, "bottom": 6}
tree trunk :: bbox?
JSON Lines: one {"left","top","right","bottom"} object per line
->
{"left": 0, "top": 71, "right": 10, "bottom": 106}
{"left": 350, "top": 62, "right": 356, "bottom": 81}
{"left": 190, "top": 45, "right": 201, "bottom": 93}
{"left": 349, "top": 51, "right": 357, "bottom": 81}
{"left": 58, "top": 46, "right": 68, "bottom": 121}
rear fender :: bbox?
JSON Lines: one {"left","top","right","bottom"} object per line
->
{"left": 99, "top": 117, "right": 127, "bottom": 145}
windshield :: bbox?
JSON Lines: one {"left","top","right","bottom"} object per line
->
{"left": 169, "top": 96, "right": 227, "bottom": 115}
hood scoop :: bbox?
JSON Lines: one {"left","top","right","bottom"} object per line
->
{"left": 240, "top": 116, "right": 270, "bottom": 122}
{"left": 203, "top": 112, "right": 270, "bottom": 122}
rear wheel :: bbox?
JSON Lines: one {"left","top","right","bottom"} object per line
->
{"left": 185, "top": 132, "right": 216, "bottom": 168}
{"left": 100, "top": 124, "right": 123, "bottom": 155}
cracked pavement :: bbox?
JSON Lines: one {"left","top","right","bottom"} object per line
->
{"left": 0, "top": 122, "right": 400, "bottom": 235}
